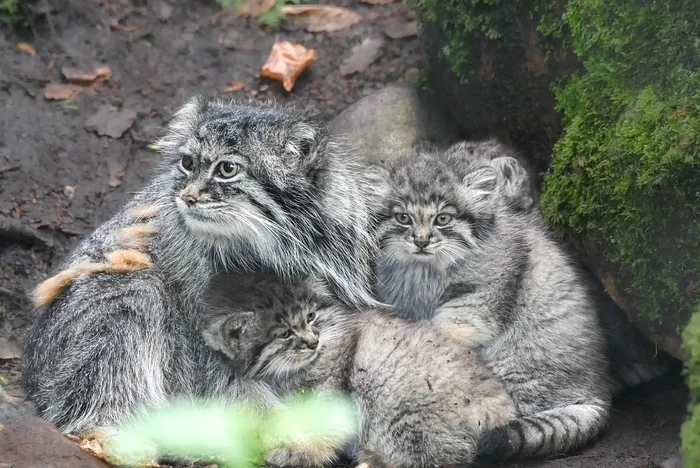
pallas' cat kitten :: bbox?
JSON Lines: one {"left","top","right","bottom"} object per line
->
{"left": 202, "top": 272, "right": 515, "bottom": 468}
{"left": 370, "top": 140, "right": 614, "bottom": 460}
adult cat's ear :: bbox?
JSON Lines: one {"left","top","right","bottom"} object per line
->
{"left": 285, "top": 120, "right": 329, "bottom": 164}
{"left": 155, "top": 95, "right": 209, "bottom": 154}
{"left": 490, "top": 156, "right": 537, "bottom": 212}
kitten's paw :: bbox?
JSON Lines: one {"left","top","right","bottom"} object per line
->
{"left": 265, "top": 444, "right": 337, "bottom": 467}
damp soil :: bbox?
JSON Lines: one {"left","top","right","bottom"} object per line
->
{"left": 0, "top": 1, "right": 686, "bottom": 467}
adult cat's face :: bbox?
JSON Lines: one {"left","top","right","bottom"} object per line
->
{"left": 159, "top": 97, "right": 328, "bottom": 247}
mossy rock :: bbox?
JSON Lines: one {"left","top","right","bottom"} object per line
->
{"left": 540, "top": 0, "right": 700, "bottom": 360}
{"left": 683, "top": 308, "right": 700, "bottom": 465}
{"left": 419, "top": 0, "right": 700, "bottom": 359}
{"left": 418, "top": 0, "right": 579, "bottom": 184}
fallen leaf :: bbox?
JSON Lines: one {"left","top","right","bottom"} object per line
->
{"left": 260, "top": 41, "right": 318, "bottom": 92}
{"left": 221, "top": 81, "right": 245, "bottom": 93}
{"left": 17, "top": 42, "right": 37, "bottom": 55}
{"left": 0, "top": 337, "right": 21, "bottom": 360}
{"left": 61, "top": 65, "right": 112, "bottom": 90}
{"left": 79, "top": 437, "right": 106, "bottom": 460}
{"left": 43, "top": 83, "right": 83, "bottom": 101}
{"left": 281, "top": 5, "right": 362, "bottom": 32}
{"left": 384, "top": 20, "right": 419, "bottom": 39}
{"left": 107, "top": 161, "right": 125, "bottom": 188}
{"left": 361, "top": 0, "right": 395, "bottom": 3}
{"left": 86, "top": 105, "right": 137, "bottom": 139}
{"left": 340, "top": 38, "right": 384, "bottom": 76}
{"left": 236, "top": 0, "right": 275, "bottom": 17}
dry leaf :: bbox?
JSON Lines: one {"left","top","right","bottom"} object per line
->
{"left": 17, "top": 42, "right": 37, "bottom": 55}
{"left": 86, "top": 105, "right": 138, "bottom": 139}
{"left": 236, "top": 0, "right": 275, "bottom": 17}
{"left": 108, "top": 161, "right": 125, "bottom": 188}
{"left": 43, "top": 83, "right": 83, "bottom": 101}
{"left": 281, "top": 5, "right": 362, "bottom": 32}
{"left": 260, "top": 41, "right": 317, "bottom": 92}
{"left": 79, "top": 437, "right": 106, "bottom": 460}
{"left": 221, "top": 81, "right": 245, "bottom": 93}
{"left": 340, "top": 38, "right": 384, "bottom": 76}
{"left": 61, "top": 65, "right": 112, "bottom": 90}
{"left": 361, "top": 0, "right": 395, "bottom": 3}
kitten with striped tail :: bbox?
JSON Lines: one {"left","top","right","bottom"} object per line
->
{"left": 369, "top": 141, "right": 615, "bottom": 461}
{"left": 202, "top": 272, "right": 516, "bottom": 468}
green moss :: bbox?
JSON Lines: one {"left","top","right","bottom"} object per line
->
{"left": 540, "top": 0, "right": 700, "bottom": 327}
{"left": 415, "top": 0, "right": 567, "bottom": 84}
{"left": 1, "top": 0, "right": 24, "bottom": 25}
{"left": 683, "top": 308, "right": 700, "bottom": 465}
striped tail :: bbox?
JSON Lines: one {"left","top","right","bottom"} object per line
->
{"left": 477, "top": 403, "right": 609, "bottom": 460}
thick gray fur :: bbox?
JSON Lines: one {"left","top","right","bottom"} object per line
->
{"left": 21, "top": 97, "right": 378, "bottom": 433}
{"left": 203, "top": 272, "right": 516, "bottom": 468}
{"left": 371, "top": 141, "right": 614, "bottom": 460}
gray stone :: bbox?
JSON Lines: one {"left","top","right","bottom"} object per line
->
{"left": 328, "top": 83, "right": 460, "bottom": 167}
{"left": 1, "top": 385, "right": 37, "bottom": 427}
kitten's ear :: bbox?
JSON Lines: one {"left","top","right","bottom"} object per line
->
{"left": 363, "top": 164, "right": 392, "bottom": 204}
{"left": 155, "top": 95, "right": 209, "bottom": 154}
{"left": 284, "top": 121, "right": 328, "bottom": 164}
{"left": 461, "top": 163, "right": 498, "bottom": 203}
{"left": 490, "top": 156, "right": 537, "bottom": 212}
{"left": 202, "top": 314, "right": 231, "bottom": 353}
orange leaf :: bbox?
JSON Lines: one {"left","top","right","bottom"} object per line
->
{"left": 43, "top": 83, "right": 83, "bottom": 101}
{"left": 61, "top": 65, "right": 112, "bottom": 89}
{"left": 280, "top": 5, "right": 362, "bottom": 32}
{"left": 236, "top": 0, "right": 276, "bottom": 17}
{"left": 17, "top": 42, "right": 37, "bottom": 55}
{"left": 221, "top": 81, "right": 246, "bottom": 93}
{"left": 260, "top": 41, "right": 317, "bottom": 92}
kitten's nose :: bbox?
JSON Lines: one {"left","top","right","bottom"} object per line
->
{"left": 414, "top": 239, "right": 430, "bottom": 249}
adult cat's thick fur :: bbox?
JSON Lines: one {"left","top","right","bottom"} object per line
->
{"left": 203, "top": 273, "right": 515, "bottom": 468}
{"left": 372, "top": 142, "right": 614, "bottom": 460}
{"left": 22, "top": 97, "right": 378, "bottom": 433}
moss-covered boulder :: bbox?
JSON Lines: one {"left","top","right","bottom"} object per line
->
{"left": 418, "top": 0, "right": 578, "bottom": 184}
{"left": 419, "top": 0, "right": 700, "bottom": 360}
{"left": 683, "top": 308, "right": 700, "bottom": 465}
{"left": 540, "top": 0, "right": 700, "bottom": 360}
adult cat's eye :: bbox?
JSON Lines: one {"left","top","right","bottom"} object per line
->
{"left": 217, "top": 161, "right": 239, "bottom": 178}
{"left": 394, "top": 213, "right": 411, "bottom": 225}
{"left": 307, "top": 311, "right": 316, "bottom": 322}
{"left": 435, "top": 214, "right": 453, "bottom": 226}
{"left": 181, "top": 155, "right": 194, "bottom": 171}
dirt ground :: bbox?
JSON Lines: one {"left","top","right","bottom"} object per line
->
{"left": 0, "top": 0, "right": 687, "bottom": 467}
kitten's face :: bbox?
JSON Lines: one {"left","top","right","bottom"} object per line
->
{"left": 158, "top": 97, "right": 326, "bottom": 245}
{"left": 373, "top": 153, "right": 498, "bottom": 266}
{"left": 203, "top": 276, "right": 336, "bottom": 380}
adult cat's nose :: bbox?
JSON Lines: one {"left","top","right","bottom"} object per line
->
{"left": 180, "top": 186, "right": 200, "bottom": 206}
{"left": 181, "top": 194, "right": 198, "bottom": 206}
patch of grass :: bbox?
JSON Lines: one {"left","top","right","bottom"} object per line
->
{"left": 1, "top": 0, "right": 24, "bottom": 25}
{"left": 216, "top": 0, "right": 300, "bottom": 30}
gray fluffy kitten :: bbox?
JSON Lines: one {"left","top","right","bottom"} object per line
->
{"left": 370, "top": 140, "right": 614, "bottom": 460}
{"left": 203, "top": 272, "right": 515, "bottom": 468}
{"left": 22, "top": 97, "right": 378, "bottom": 433}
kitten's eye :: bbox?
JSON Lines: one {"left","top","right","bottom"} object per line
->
{"left": 280, "top": 329, "right": 292, "bottom": 339}
{"left": 394, "top": 213, "right": 411, "bottom": 225}
{"left": 181, "top": 155, "right": 194, "bottom": 171}
{"left": 435, "top": 214, "right": 453, "bottom": 226}
{"left": 218, "top": 161, "right": 239, "bottom": 178}
{"left": 307, "top": 311, "right": 316, "bottom": 323}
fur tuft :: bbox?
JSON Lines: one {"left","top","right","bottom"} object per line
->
{"left": 116, "top": 224, "right": 158, "bottom": 250}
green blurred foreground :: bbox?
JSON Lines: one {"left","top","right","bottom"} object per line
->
{"left": 104, "top": 392, "right": 358, "bottom": 467}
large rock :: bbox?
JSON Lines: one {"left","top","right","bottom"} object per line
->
{"left": 0, "top": 418, "right": 110, "bottom": 467}
{"left": 328, "top": 83, "right": 459, "bottom": 167}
